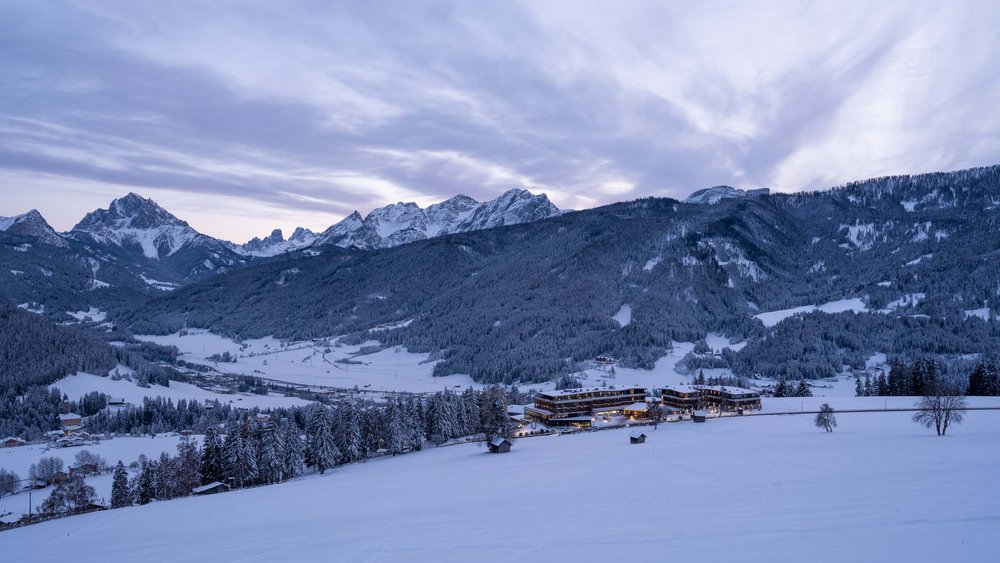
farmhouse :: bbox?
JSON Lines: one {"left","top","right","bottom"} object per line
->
{"left": 658, "top": 385, "right": 702, "bottom": 412}
{"left": 525, "top": 387, "right": 647, "bottom": 426}
{"left": 2, "top": 437, "right": 27, "bottom": 448}
{"left": 696, "top": 386, "right": 762, "bottom": 413}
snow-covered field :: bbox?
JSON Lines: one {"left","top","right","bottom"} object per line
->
{"left": 51, "top": 372, "right": 309, "bottom": 409}
{"left": 136, "top": 330, "right": 480, "bottom": 393}
{"left": 4, "top": 410, "right": 999, "bottom": 561}
{"left": 754, "top": 298, "right": 868, "bottom": 327}
{"left": 0, "top": 435, "right": 191, "bottom": 517}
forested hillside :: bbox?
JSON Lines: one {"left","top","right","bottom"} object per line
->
{"left": 121, "top": 166, "right": 1000, "bottom": 384}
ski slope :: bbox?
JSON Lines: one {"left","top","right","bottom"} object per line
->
{"left": 4, "top": 410, "right": 999, "bottom": 561}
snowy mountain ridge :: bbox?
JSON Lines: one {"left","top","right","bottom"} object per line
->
{"left": 686, "top": 185, "right": 770, "bottom": 205}
{"left": 0, "top": 209, "right": 67, "bottom": 247}
{"left": 227, "top": 227, "right": 319, "bottom": 258}
{"left": 313, "top": 188, "right": 561, "bottom": 250}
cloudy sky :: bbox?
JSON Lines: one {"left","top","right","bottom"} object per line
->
{"left": 2, "top": 1, "right": 999, "bottom": 241}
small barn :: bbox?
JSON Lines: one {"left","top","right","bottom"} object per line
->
{"left": 192, "top": 482, "right": 231, "bottom": 496}
{"left": 693, "top": 410, "right": 707, "bottom": 423}
{"left": 487, "top": 437, "right": 512, "bottom": 454}
{"left": 629, "top": 431, "right": 646, "bottom": 444}
{"left": 107, "top": 397, "right": 127, "bottom": 407}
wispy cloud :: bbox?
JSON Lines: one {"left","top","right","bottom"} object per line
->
{"left": 1, "top": 0, "right": 998, "bottom": 240}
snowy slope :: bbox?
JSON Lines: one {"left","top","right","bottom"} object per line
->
{"left": 754, "top": 298, "right": 868, "bottom": 327}
{"left": 4, "top": 412, "right": 1000, "bottom": 561}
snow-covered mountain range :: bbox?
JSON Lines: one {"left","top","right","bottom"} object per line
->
{"left": 311, "top": 188, "right": 561, "bottom": 250}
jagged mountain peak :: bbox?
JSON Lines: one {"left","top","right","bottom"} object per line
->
{"left": 229, "top": 226, "right": 319, "bottom": 257}
{"left": 75, "top": 192, "right": 188, "bottom": 233}
{"left": 0, "top": 209, "right": 67, "bottom": 247}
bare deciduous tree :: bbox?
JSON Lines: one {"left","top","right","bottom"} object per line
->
{"left": 814, "top": 403, "right": 836, "bottom": 432}
{"left": 913, "top": 386, "right": 967, "bottom": 436}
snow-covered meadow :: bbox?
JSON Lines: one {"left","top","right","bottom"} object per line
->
{"left": 3, "top": 410, "right": 999, "bottom": 561}
{"left": 0, "top": 435, "right": 192, "bottom": 517}
{"left": 136, "top": 330, "right": 481, "bottom": 393}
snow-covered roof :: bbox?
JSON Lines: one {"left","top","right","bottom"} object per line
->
{"left": 192, "top": 482, "right": 229, "bottom": 494}
{"left": 2, "top": 437, "right": 26, "bottom": 443}
{"left": 59, "top": 413, "right": 82, "bottom": 421}
{"left": 693, "top": 410, "right": 707, "bottom": 416}
{"left": 695, "top": 385, "right": 758, "bottom": 395}
{"left": 660, "top": 385, "right": 701, "bottom": 394}
{"left": 489, "top": 437, "right": 510, "bottom": 447}
{"left": 539, "top": 386, "right": 645, "bottom": 399}
{"left": 629, "top": 431, "right": 646, "bottom": 439}
{"left": 623, "top": 402, "right": 649, "bottom": 411}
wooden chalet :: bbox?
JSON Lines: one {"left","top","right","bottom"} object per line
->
{"left": 692, "top": 410, "right": 707, "bottom": 423}
{"left": 487, "top": 437, "right": 512, "bottom": 454}
{"left": 2, "top": 437, "right": 27, "bottom": 448}
{"left": 629, "top": 431, "right": 646, "bottom": 444}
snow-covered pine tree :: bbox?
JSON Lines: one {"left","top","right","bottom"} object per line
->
{"left": 481, "top": 385, "right": 512, "bottom": 443}
{"left": 176, "top": 434, "right": 201, "bottom": 494}
{"left": 200, "top": 425, "right": 225, "bottom": 485}
{"left": 340, "top": 403, "right": 363, "bottom": 464}
{"left": 855, "top": 376, "right": 864, "bottom": 397}
{"left": 110, "top": 460, "right": 130, "bottom": 509}
{"left": 281, "top": 419, "right": 304, "bottom": 479}
{"left": 462, "top": 388, "right": 481, "bottom": 435}
{"left": 256, "top": 419, "right": 284, "bottom": 484}
{"left": 137, "top": 462, "right": 154, "bottom": 505}
{"left": 794, "top": 379, "right": 812, "bottom": 397}
{"left": 773, "top": 376, "right": 788, "bottom": 398}
{"left": 888, "top": 359, "right": 908, "bottom": 396}
{"left": 428, "top": 392, "right": 453, "bottom": 445}
{"left": 230, "top": 418, "right": 259, "bottom": 488}
{"left": 305, "top": 407, "right": 340, "bottom": 474}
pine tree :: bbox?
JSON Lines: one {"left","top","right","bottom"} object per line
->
{"left": 911, "top": 358, "right": 928, "bottom": 397}
{"left": 229, "top": 418, "right": 258, "bottom": 488}
{"left": 256, "top": 419, "right": 284, "bottom": 485}
{"left": 384, "top": 400, "right": 407, "bottom": 456}
{"left": 855, "top": 376, "right": 864, "bottom": 397}
{"left": 305, "top": 407, "right": 340, "bottom": 474}
{"left": 110, "top": 461, "right": 130, "bottom": 509}
{"left": 863, "top": 374, "right": 873, "bottom": 397}
{"left": 200, "top": 426, "right": 225, "bottom": 485}
{"left": 462, "top": 388, "right": 481, "bottom": 435}
{"left": 888, "top": 359, "right": 908, "bottom": 396}
{"left": 876, "top": 372, "right": 889, "bottom": 396}
{"left": 340, "top": 403, "right": 363, "bottom": 463}
{"left": 481, "top": 385, "right": 512, "bottom": 443}
{"left": 985, "top": 363, "right": 1000, "bottom": 396}
{"left": 281, "top": 419, "right": 304, "bottom": 479}
{"left": 794, "top": 379, "right": 813, "bottom": 397}
{"left": 774, "top": 376, "right": 788, "bottom": 398}
{"left": 137, "top": 462, "right": 154, "bottom": 505}
{"left": 176, "top": 435, "right": 201, "bottom": 494}
{"left": 968, "top": 362, "right": 988, "bottom": 395}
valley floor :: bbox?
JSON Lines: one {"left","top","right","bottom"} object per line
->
{"left": 3, "top": 407, "right": 999, "bottom": 562}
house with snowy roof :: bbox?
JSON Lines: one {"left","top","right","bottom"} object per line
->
{"left": 487, "top": 437, "right": 512, "bottom": 454}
